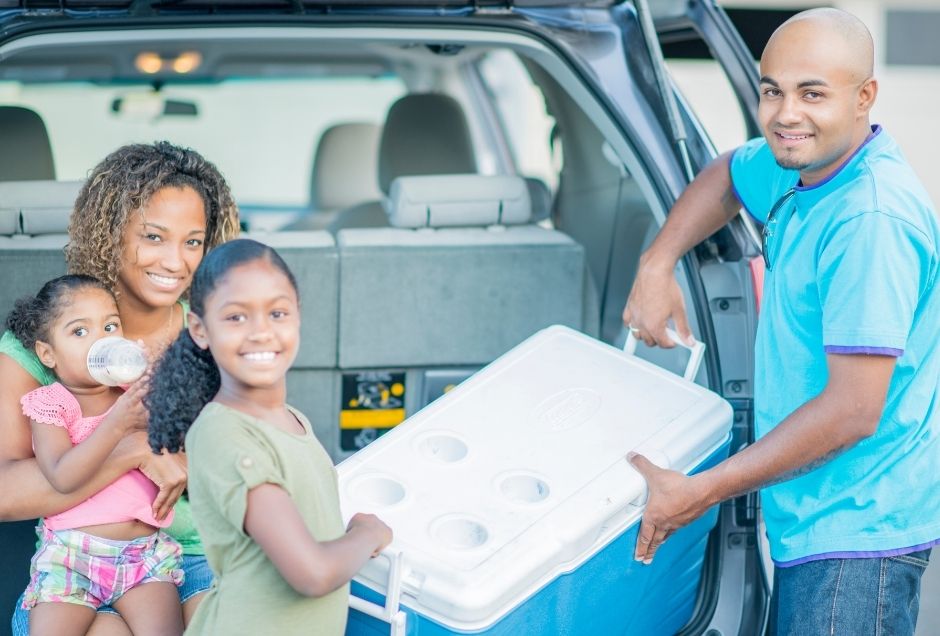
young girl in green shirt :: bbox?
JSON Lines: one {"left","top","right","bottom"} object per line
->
{"left": 146, "top": 239, "right": 392, "bottom": 635}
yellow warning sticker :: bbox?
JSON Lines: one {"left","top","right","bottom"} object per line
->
{"left": 340, "top": 371, "right": 407, "bottom": 450}
{"left": 339, "top": 408, "right": 406, "bottom": 430}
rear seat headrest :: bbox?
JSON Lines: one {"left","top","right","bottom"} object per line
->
{"left": 311, "top": 122, "right": 382, "bottom": 211}
{"left": 385, "top": 175, "right": 531, "bottom": 229}
{"left": 378, "top": 93, "right": 476, "bottom": 194}
{"left": 0, "top": 180, "right": 83, "bottom": 235}
{"left": 0, "top": 106, "right": 55, "bottom": 181}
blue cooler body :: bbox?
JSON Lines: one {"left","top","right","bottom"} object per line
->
{"left": 340, "top": 326, "right": 733, "bottom": 636}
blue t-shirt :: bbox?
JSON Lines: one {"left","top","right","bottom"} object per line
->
{"left": 730, "top": 126, "right": 940, "bottom": 565}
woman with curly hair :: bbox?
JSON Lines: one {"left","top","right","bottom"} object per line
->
{"left": 0, "top": 141, "right": 239, "bottom": 636}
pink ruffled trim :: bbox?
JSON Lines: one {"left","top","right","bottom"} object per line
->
{"left": 20, "top": 383, "right": 107, "bottom": 444}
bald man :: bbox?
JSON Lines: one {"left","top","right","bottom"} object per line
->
{"left": 622, "top": 8, "right": 939, "bottom": 635}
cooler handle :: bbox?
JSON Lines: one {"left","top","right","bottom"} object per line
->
{"left": 623, "top": 327, "right": 705, "bottom": 382}
{"left": 348, "top": 549, "right": 408, "bottom": 636}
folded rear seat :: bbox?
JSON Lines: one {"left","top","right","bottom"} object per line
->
{"left": 333, "top": 174, "right": 586, "bottom": 456}
{"left": 0, "top": 180, "right": 82, "bottom": 320}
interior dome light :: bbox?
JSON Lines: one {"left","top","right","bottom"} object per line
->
{"left": 135, "top": 52, "right": 163, "bottom": 74}
{"left": 172, "top": 51, "right": 203, "bottom": 74}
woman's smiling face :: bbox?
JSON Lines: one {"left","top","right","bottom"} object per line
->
{"left": 116, "top": 186, "right": 208, "bottom": 310}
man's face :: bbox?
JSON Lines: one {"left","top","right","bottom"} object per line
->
{"left": 758, "top": 27, "right": 875, "bottom": 184}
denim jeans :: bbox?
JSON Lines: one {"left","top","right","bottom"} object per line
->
{"left": 11, "top": 553, "right": 213, "bottom": 636}
{"left": 769, "top": 549, "right": 931, "bottom": 636}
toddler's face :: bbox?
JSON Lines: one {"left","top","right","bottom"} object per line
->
{"left": 190, "top": 259, "right": 300, "bottom": 394}
{"left": 37, "top": 288, "right": 123, "bottom": 388}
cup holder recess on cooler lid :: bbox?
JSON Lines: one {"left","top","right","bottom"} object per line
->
{"left": 499, "top": 473, "right": 550, "bottom": 504}
{"left": 417, "top": 433, "right": 468, "bottom": 463}
{"left": 431, "top": 515, "right": 489, "bottom": 550}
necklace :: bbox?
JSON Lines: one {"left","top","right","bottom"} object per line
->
{"left": 164, "top": 302, "right": 178, "bottom": 343}
{"left": 150, "top": 303, "right": 178, "bottom": 354}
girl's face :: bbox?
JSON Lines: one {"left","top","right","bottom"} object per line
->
{"left": 189, "top": 259, "right": 301, "bottom": 394}
{"left": 116, "top": 186, "right": 208, "bottom": 310}
{"left": 35, "top": 287, "right": 122, "bottom": 388}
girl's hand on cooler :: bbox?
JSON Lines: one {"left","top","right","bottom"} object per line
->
{"left": 138, "top": 447, "right": 188, "bottom": 520}
{"left": 347, "top": 512, "right": 393, "bottom": 557}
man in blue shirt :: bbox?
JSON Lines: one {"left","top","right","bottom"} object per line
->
{"left": 623, "top": 8, "right": 940, "bottom": 635}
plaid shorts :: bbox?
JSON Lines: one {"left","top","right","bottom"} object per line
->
{"left": 22, "top": 525, "right": 184, "bottom": 610}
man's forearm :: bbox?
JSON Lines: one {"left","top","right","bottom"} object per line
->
{"left": 697, "top": 394, "right": 872, "bottom": 505}
{"left": 642, "top": 151, "right": 741, "bottom": 268}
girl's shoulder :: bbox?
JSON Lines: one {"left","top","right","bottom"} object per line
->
{"left": 186, "top": 402, "right": 312, "bottom": 450}
{"left": 20, "top": 382, "right": 82, "bottom": 428}
{"left": 186, "top": 402, "right": 256, "bottom": 444}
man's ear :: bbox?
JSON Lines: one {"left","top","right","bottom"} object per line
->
{"left": 857, "top": 77, "right": 878, "bottom": 115}
{"left": 188, "top": 314, "right": 210, "bottom": 350}
{"left": 34, "top": 341, "right": 56, "bottom": 369}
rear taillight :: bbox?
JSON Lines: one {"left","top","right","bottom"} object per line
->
{"left": 749, "top": 256, "right": 764, "bottom": 314}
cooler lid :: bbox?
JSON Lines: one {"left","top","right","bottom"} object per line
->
{"left": 338, "top": 325, "right": 732, "bottom": 629}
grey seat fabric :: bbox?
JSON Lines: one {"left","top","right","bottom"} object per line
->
{"left": 327, "top": 93, "right": 477, "bottom": 234}
{"left": 0, "top": 235, "right": 69, "bottom": 322}
{"left": 337, "top": 174, "right": 585, "bottom": 369}
{"left": 0, "top": 106, "right": 55, "bottom": 181}
{"left": 333, "top": 174, "right": 584, "bottom": 459}
{"left": 0, "top": 180, "right": 83, "bottom": 235}
{"left": 284, "top": 122, "right": 382, "bottom": 231}
{"left": 0, "top": 180, "right": 82, "bottom": 320}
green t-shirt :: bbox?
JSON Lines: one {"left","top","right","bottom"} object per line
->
{"left": 0, "top": 300, "right": 204, "bottom": 555}
{"left": 184, "top": 402, "right": 348, "bottom": 636}
{"left": 0, "top": 330, "right": 57, "bottom": 386}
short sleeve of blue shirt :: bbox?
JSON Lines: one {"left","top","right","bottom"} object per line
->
{"left": 818, "top": 212, "right": 931, "bottom": 356}
{"left": 729, "top": 137, "right": 799, "bottom": 223}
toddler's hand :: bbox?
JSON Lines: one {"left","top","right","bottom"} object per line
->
{"left": 348, "top": 512, "right": 393, "bottom": 557}
{"left": 106, "top": 374, "right": 150, "bottom": 434}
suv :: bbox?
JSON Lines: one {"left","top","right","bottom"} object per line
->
{"left": 0, "top": 0, "right": 770, "bottom": 633}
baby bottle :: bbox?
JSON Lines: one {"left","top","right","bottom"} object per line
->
{"left": 86, "top": 337, "right": 148, "bottom": 386}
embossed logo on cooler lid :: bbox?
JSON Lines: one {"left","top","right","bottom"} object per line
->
{"left": 531, "top": 388, "right": 602, "bottom": 432}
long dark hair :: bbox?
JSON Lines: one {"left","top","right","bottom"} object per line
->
{"left": 5, "top": 274, "right": 112, "bottom": 354}
{"left": 146, "top": 239, "right": 298, "bottom": 453}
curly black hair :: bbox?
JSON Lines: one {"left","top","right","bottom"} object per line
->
{"left": 66, "top": 141, "right": 240, "bottom": 298}
{"left": 146, "top": 239, "right": 298, "bottom": 453}
{"left": 5, "top": 275, "right": 112, "bottom": 352}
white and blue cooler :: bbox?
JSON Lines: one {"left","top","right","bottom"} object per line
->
{"left": 340, "top": 325, "right": 733, "bottom": 635}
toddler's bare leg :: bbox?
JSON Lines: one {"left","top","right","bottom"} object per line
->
{"left": 112, "top": 582, "right": 183, "bottom": 636}
{"left": 29, "top": 602, "right": 96, "bottom": 636}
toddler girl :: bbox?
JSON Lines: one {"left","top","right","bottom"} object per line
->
{"left": 146, "top": 239, "right": 391, "bottom": 635}
{"left": 7, "top": 275, "right": 183, "bottom": 636}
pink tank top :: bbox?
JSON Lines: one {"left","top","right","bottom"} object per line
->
{"left": 21, "top": 383, "right": 172, "bottom": 531}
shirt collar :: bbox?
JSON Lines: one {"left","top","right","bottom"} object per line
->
{"left": 793, "top": 125, "right": 884, "bottom": 206}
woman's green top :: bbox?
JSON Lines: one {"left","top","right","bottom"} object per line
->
{"left": 0, "top": 330, "right": 56, "bottom": 386}
{"left": 0, "top": 300, "right": 204, "bottom": 555}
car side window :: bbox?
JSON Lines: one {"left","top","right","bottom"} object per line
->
{"left": 476, "top": 51, "right": 560, "bottom": 194}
